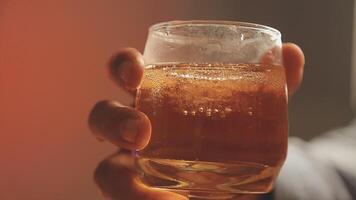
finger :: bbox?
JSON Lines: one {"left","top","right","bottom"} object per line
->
{"left": 88, "top": 100, "right": 151, "bottom": 150}
{"left": 94, "top": 151, "right": 188, "bottom": 200}
{"left": 108, "top": 48, "right": 145, "bottom": 92}
{"left": 282, "top": 43, "right": 305, "bottom": 96}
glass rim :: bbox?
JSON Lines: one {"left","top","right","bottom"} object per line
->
{"left": 149, "top": 20, "right": 281, "bottom": 38}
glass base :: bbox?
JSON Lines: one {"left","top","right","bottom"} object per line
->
{"left": 136, "top": 157, "right": 276, "bottom": 199}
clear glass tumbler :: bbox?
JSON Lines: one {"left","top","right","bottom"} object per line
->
{"left": 135, "top": 20, "right": 287, "bottom": 199}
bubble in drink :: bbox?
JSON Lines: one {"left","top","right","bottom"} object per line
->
{"left": 136, "top": 63, "right": 288, "bottom": 194}
{"left": 225, "top": 107, "right": 232, "bottom": 113}
{"left": 206, "top": 108, "right": 212, "bottom": 117}
{"left": 183, "top": 110, "right": 188, "bottom": 115}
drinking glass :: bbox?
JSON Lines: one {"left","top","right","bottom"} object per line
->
{"left": 135, "top": 20, "right": 287, "bottom": 199}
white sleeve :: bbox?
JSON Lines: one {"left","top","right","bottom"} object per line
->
{"left": 274, "top": 120, "right": 356, "bottom": 200}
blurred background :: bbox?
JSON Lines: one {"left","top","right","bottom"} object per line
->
{"left": 0, "top": 0, "right": 355, "bottom": 199}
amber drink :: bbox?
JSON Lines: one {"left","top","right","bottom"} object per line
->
{"left": 136, "top": 21, "right": 287, "bottom": 198}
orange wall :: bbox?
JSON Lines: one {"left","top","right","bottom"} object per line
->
{"left": 0, "top": 1, "right": 191, "bottom": 199}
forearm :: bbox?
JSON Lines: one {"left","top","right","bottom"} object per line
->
{"left": 274, "top": 119, "right": 356, "bottom": 200}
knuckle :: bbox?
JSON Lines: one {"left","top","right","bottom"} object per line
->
{"left": 108, "top": 48, "right": 142, "bottom": 72}
{"left": 88, "top": 100, "right": 122, "bottom": 134}
{"left": 94, "top": 159, "right": 112, "bottom": 185}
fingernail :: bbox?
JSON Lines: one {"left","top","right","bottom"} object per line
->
{"left": 120, "top": 118, "right": 140, "bottom": 143}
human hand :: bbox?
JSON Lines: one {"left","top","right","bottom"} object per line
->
{"left": 88, "top": 44, "right": 305, "bottom": 200}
